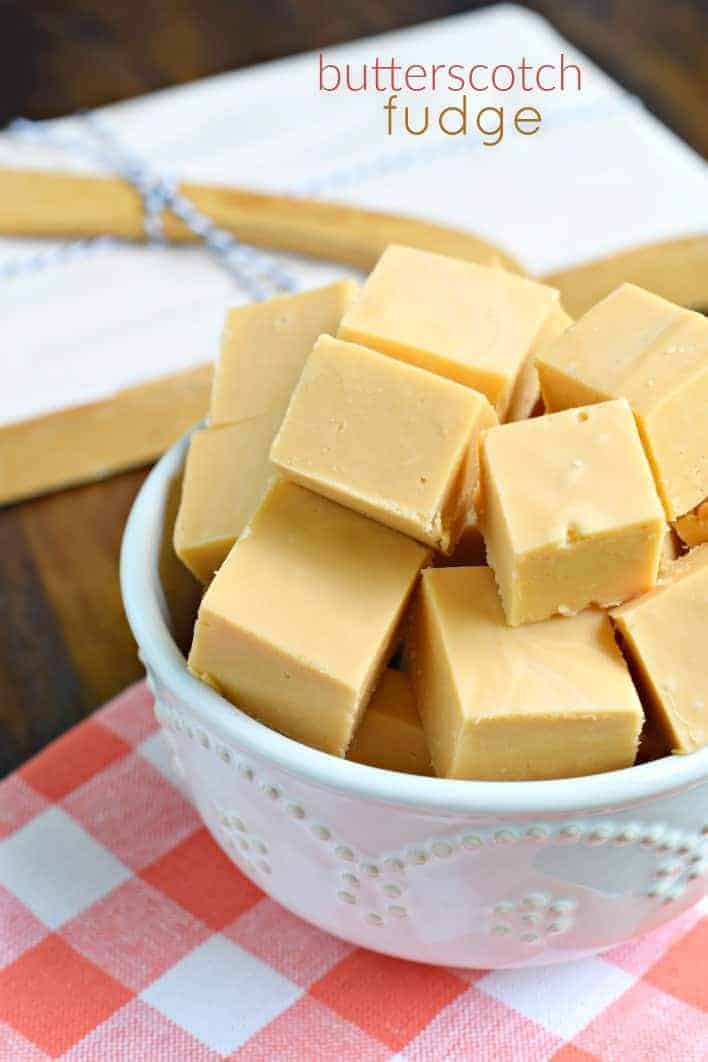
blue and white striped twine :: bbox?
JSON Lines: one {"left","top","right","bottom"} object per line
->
{"left": 2, "top": 114, "right": 298, "bottom": 300}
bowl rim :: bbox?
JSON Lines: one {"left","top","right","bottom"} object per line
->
{"left": 120, "top": 429, "right": 708, "bottom": 819}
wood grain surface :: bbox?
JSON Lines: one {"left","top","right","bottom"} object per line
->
{"left": 1, "top": 0, "right": 706, "bottom": 775}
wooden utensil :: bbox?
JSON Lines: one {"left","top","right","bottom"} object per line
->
{"left": 0, "top": 168, "right": 522, "bottom": 274}
{"left": 1, "top": 168, "right": 706, "bottom": 313}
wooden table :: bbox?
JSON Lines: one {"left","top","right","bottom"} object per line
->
{"left": 2, "top": 0, "right": 706, "bottom": 775}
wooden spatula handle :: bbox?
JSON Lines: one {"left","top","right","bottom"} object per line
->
{"left": 546, "top": 236, "right": 708, "bottom": 317}
{"left": 0, "top": 167, "right": 521, "bottom": 274}
{"left": 1, "top": 167, "right": 706, "bottom": 316}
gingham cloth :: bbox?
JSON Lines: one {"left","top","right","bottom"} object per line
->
{"left": 0, "top": 681, "right": 706, "bottom": 1060}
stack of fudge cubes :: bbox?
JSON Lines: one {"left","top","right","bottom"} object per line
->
{"left": 175, "top": 244, "right": 708, "bottom": 781}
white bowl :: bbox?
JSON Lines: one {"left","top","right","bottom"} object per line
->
{"left": 120, "top": 433, "right": 708, "bottom": 969}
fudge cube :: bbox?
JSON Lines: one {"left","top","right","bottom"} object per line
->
{"left": 271, "top": 335, "right": 497, "bottom": 552}
{"left": 338, "top": 244, "right": 561, "bottom": 418}
{"left": 174, "top": 416, "right": 278, "bottom": 583}
{"left": 480, "top": 399, "right": 666, "bottom": 625}
{"left": 536, "top": 283, "right": 708, "bottom": 528}
{"left": 188, "top": 479, "right": 431, "bottom": 756}
{"left": 410, "top": 567, "right": 643, "bottom": 780}
{"left": 347, "top": 669, "right": 433, "bottom": 775}
{"left": 507, "top": 304, "right": 573, "bottom": 421}
{"left": 175, "top": 281, "right": 358, "bottom": 581}
{"left": 210, "top": 280, "right": 358, "bottom": 426}
{"left": 612, "top": 543, "right": 708, "bottom": 753}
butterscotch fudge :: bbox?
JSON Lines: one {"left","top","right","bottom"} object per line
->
{"left": 480, "top": 399, "right": 666, "bottom": 626}
{"left": 536, "top": 283, "right": 708, "bottom": 531}
{"left": 174, "top": 415, "right": 279, "bottom": 582}
{"left": 507, "top": 304, "right": 573, "bottom": 422}
{"left": 347, "top": 669, "right": 433, "bottom": 775}
{"left": 209, "top": 280, "right": 359, "bottom": 426}
{"left": 338, "top": 244, "right": 561, "bottom": 419}
{"left": 271, "top": 335, "right": 497, "bottom": 552}
{"left": 188, "top": 479, "right": 431, "bottom": 756}
{"left": 175, "top": 282, "right": 358, "bottom": 581}
{"left": 409, "top": 567, "right": 643, "bottom": 780}
{"left": 612, "top": 544, "right": 708, "bottom": 753}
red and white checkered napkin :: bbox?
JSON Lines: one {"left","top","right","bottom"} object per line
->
{"left": 1, "top": 682, "right": 706, "bottom": 1061}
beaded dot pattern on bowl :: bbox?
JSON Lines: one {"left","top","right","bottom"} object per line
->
{"left": 152, "top": 696, "right": 708, "bottom": 949}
